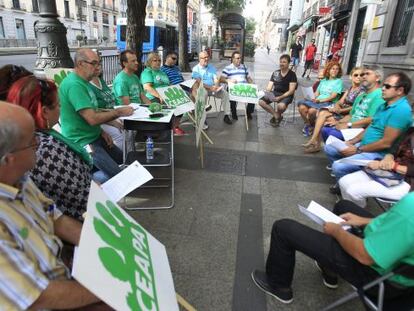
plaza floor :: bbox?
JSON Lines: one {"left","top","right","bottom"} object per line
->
{"left": 126, "top": 49, "right": 372, "bottom": 311}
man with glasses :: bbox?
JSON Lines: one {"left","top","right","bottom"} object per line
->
{"left": 221, "top": 51, "right": 255, "bottom": 120}
{"left": 59, "top": 48, "right": 133, "bottom": 181}
{"left": 0, "top": 102, "right": 108, "bottom": 309}
{"left": 192, "top": 51, "right": 233, "bottom": 125}
{"left": 112, "top": 49, "right": 151, "bottom": 106}
{"left": 325, "top": 72, "right": 413, "bottom": 194}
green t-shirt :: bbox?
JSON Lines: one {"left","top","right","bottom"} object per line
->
{"left": 89, "top": 77, "right": 115, "bottom": 109}
{"left": 350, "top": 88, "right": 385, "bottom": 123}
{"left": 112, "top": 71, "right": 144, "bottom": 105}
{"left": 364, "top": 193, "right": 414, "bottom": 287}
{"left": 59, "top": 72, "right": 101, "bottom": 147}
{"left": 140, "top": 67, "right": 170, "bottom": 100}
{"left": 316, "top": 78, "right": 343, "bottom": 102}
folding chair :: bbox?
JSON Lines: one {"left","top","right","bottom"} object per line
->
{"left": 322, "top": 264, "right": 414, "bottom": 311}
{"left": 280, "top": 95, "right": 297, "bottom": 125}
{"left": 373, "top": 197, "right": 397, "bottom": 212}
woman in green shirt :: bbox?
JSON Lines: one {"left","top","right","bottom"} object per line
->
{"left": 298, "top": 61, "right": 344, "bottom": 137}
{"left": 140, "top": 52, "right": 170, "bottom": 103}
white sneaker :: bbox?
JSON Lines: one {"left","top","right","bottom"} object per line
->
{"left": 202, "top": 122, "right": 209, "bottom": 130}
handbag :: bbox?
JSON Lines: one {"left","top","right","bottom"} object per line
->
{"left": 363, "top": 167, "right": 404, "bottom": 187}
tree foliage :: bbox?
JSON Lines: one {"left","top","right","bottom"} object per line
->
{"left": 176, "top": 0, "right": 191, "bottom": 71}
{"left": 204, "top": 0, "right": 245, "bottom": 16}
{"left": 126, "top": 0, "right": 147, "bottom": 66}
{"left": 245, "top": 17, "right": 256, "bottom": 36}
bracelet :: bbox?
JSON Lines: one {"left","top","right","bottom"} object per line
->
{"left": 393, "top": 162, "right": 399, "bottom": 172}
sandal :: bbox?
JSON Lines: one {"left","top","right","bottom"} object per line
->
{"left": 304, "top": 143, "right": 321, "bottom": 153}
{"left": 302, "top": 140, "right": 314, "bottom": 147}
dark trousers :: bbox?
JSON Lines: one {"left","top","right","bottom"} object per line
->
{"left": 230, "top": 100, "right": 255, "bottom": 117}
{"left": 265, "top": 200, "right": 411, "bottom": 299}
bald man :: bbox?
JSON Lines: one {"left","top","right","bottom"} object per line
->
{"left": 0, "top": 102, "right": 109, "bottom": 309}
{"left": 59, "top": 48, "right": 133, "bottom": 182}
{"left": 192, "top": 51, "right": 233, "bottom": 125}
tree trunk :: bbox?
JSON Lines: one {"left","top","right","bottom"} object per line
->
{"left": 176, "top": 0, "right": 191, "bottom": 72}
{"left": 126, "top": 0, "right": 147, "bottom": 70}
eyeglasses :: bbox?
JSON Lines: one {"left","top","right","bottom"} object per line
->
{"left": 382, "top": 83, "right": 401, "bottom": 90}
{"left": 12, "top": 136, "right": 39, "bottom": 153}
{"left": 83, "top": 60, "right": 101, "bottom": 66}
{"left": 353, "top": 73, "right": 364, "bottom": 77}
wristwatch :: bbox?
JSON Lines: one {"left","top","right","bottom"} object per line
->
{"left": 356, "top": 146, "right": 363, "bottom": 154}
{"left": 347, "top": 122, "right": 352, "bottom": 129}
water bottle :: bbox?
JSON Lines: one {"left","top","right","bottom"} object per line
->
{"left": 146, "top": 136, "right": 154, "bottom": 161}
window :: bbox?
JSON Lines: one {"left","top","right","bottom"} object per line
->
{"left": 93, "top": 10, "right": 97, "bottom": 22}
{"left": 103, "top": 25, "right": 109, "bottom": 39}
{"left": 388, "top": 0, "right": 414, "bottom": 47}
{"left": 147, "top": 0, "right": 153, "bottom": 8}
{"left": 64, "top": 0, "right": 70, "bottom": 18}
{"left": 0, "top": 17, "right": 5, "bottom": 39}
{"left": 158, "top": 0, "right": 162, "bottom": 9}
{"left": 102, "top": 13, "right": 109, "bottom": 24}
{"left": 158, "top": 12, "right": 163, "bottom": 19}
{"left": 148, "top": 12, "right": 153, "bottom": 18}
{"left": 15, "top": 19, "right": 26, "bottom": 40}
{"left": 113, "top": 15, "right": 116, "bottom": 25}
{"left": 12, "top": 0, "right": 20, "bottom": 9}
{"left": 32, "top": 0, "right": 39, "bottom": 12}
{"left": 120, "top": 25, "right": 126, "bottom": 41}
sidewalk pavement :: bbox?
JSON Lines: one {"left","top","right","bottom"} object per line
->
{"left": 123, "top": 48, "right": 369, "bottom": 311}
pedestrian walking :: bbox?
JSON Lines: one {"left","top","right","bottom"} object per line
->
{"left": 302, "top": 39, "right": 317, "bottom": 79}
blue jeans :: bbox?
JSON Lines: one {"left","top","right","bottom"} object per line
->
{"left": 321, "top": 126, "right": 344, "bottom": 142}
{"left": 90, "top": 136, "right": 123, "bottom": 181}
{"left": 324, "top": 143, "right": 383, "bottom": 180}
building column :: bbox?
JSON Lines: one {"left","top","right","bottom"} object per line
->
{"left": 34, "top": 0, "right": 74, "bottom": 77}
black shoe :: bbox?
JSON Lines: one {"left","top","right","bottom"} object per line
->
{"left": 224, "top": 115, "right": 232, "bottom": 124}
{"left": 315, "top": 261, "right": 339, "bottom": 289}
{"left": 205, "top": 104, "right": 212, "bottom": 112}
{"left": 251, "top": 270, "right": 293, "bottom": 304}
{"left": 232, "top": 114, "right": 238, "bottom": 120}
{"left": 329, "top": 183, "right": 341, "bottom": 195}
{"left": 247, "top": 113, "right": 252, "bottom": 120}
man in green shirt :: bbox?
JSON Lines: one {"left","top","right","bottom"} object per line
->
{"left": 59, "top": 48, "right": 133, "bottom": 181}
{"left": 252, "top": 193, "right": 414, "bottom": 304}
{"left": 112, "top": 50, "right": 151, "bottom": 106}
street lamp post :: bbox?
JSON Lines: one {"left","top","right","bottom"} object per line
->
{"left": 34, "top": 0, "right": 74, "bottom": 77}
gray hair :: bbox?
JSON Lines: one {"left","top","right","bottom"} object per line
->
{"left": 364, "top": 64, "right": 384, "bottom": 83}
{"left": 74, "top": 48, "right": 90, "bottom": 67}
{"left": 0, "top": 119, "right": 21, "bottom": 164}
{"left": 146, "top": 52, "right": 161, "bottom": 67}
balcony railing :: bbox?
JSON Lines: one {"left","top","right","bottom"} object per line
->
{"left": 12, "top": 0, "right": 26, "bottom": 10}
{"left": 333, "top": 0, "right": 354, "bottom": 15}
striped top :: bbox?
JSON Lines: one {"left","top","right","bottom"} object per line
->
{"left": 221, "top": 63, "right": 251, "bottom": 83}
{"left": 0, "top": 177, "right": 69, "bottom": 310}
{"left": 160, "top": 65, "right": 184, "bottom": 85}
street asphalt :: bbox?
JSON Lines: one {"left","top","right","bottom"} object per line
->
{"left": 124, "top": 49, "right": 373, "bottom": 311}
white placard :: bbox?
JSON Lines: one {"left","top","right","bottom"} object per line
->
{"left": 101, "top": 161, "right": 153, "bottom": 202}
{"left": 180, "top": 79, "right": 196, "bottom": 89}
{"left": 301, "top": 86, "right": 315, "bottom": 100}
{"left": 157, "top": 85, "right": 195, "bottom": 116}
{"left": 326, "top": 135, "right": 348, "bottom": 151}
{"left": 73, "top": 182, "right": 179, "bottom": 311}
{"left": 341, "top": 128, "right": 364, "bottom": 141}
{"left": 335, "top": 158, "right": 372, "bottom": 166}
{"left": 228, "top": 83, "right": 259, "bottom": 104}
{"left": 298, "top": 201, "right": 350, "bottom": 230}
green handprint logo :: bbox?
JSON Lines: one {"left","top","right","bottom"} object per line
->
{"left": 93, "top": 200, "right": 159, "bottom": 311}
{"left": 53, "top": 69, "right": 70, "bottom": 87}
{"left": 163, "top": 87, "right": 189, "bottom": 107}
{"left": 230, "top": 84, "right": 257, "bottom": 98}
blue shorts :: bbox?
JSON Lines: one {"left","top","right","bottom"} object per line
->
{"left": 291, "top": 57, "right": 300, "bottom": 66}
